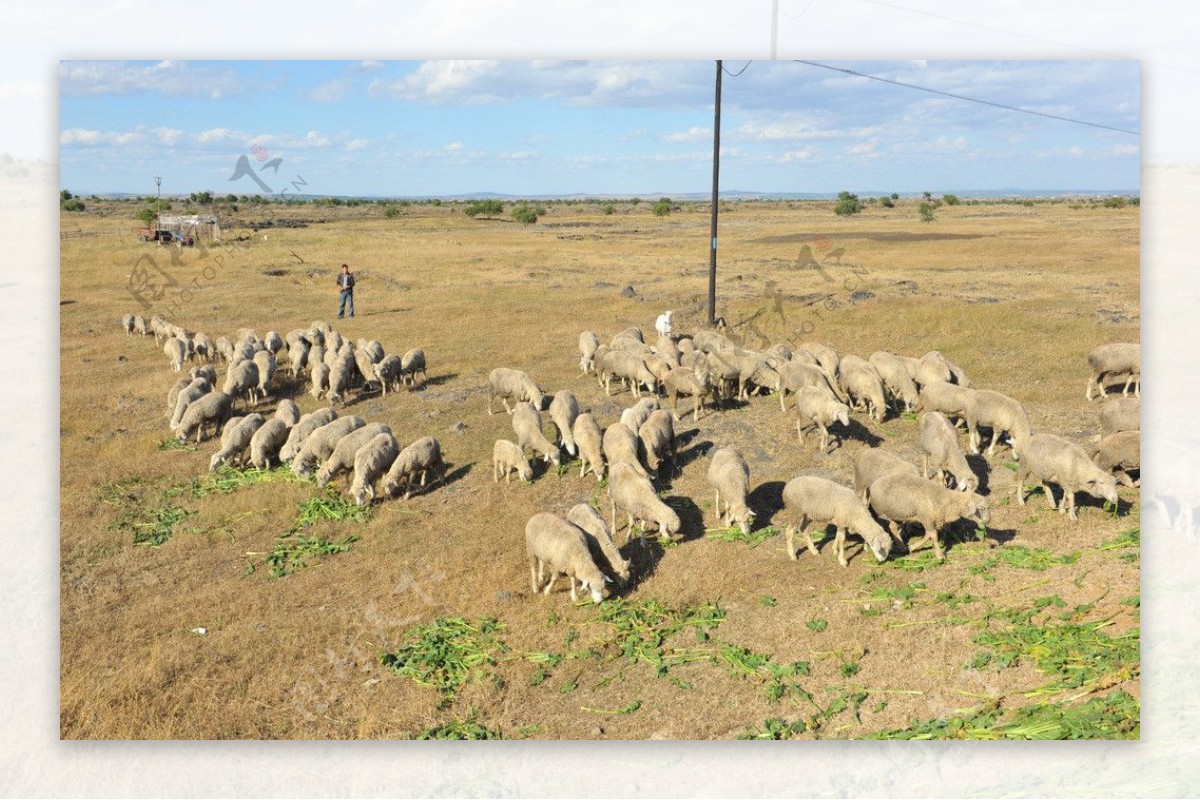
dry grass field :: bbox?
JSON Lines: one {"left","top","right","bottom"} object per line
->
{"left": 60, "top": 197, "right": 1140, "bottom": 740}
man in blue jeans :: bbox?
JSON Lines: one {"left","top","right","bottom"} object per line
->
{"left": 337, "top": 263, "right": 355, "bottom": 318}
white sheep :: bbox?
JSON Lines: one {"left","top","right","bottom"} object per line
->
{"left": 638, "top": 410, "right": 676, "bottom": 478}
{"left": 310, "top": 362, "right": 331, "bottom": 401}
{"left": 192, "top": 333, "right": 215, "bottom": 363}
{"left": 400, "top": 348, "right": 427, "bottom": 387}
{"left": 249, "top": 418, "right": 290, "bottom": 470}
{"left": 380, "top": 436, "right": 445, "bottom": 499}
{"left": 279, "top": 407, "right": 338, "bottom": 463}
{"left": 1086, "top": 342, "right": 1140, "bottom": 401}
{"left": 548, "top": 391, "right": 580, "bottom": 457}
{"left": 166, "top": 376, "right": 191, "bottom": 418}
{"left": 851, "top": 448, "right": 920, "bottom": 502}
{"left": 210, "top": 413, "right": 266, "bottom": 471}
{"left": 1092, "top": 430, "right": 1140, "bottom": 488}
{"left": 566, "top": 503, "right": 631, "bottom": 584}
{"left": 655, "top": 310, "right": 674, "bottom": 338}
{"left": 132, "top": 314, "right": 149, "bottom": 336}
{"left": 119, "top": 314, "right": 134, "bottom": 336}
{"left": 175, "top": 391, "right": 233, "bottom": 444}
{"left": 223, "top": 359, "right": 260, "bottom": 409}
{"left": 316, "top": 422, "right": 394, "bottom": 488}
{"left": 915, "top": 351, "right": 970, "bottom": 388}
{"left": 795, "top": 341, "right": 840, "bottom": 375}
{"left": 327, "top": 352, "right": 357, "bottom": 406}
{"left": 607, "top": 461, "right": 680, "bottom": 544}
{"left": 274, "top": 399, "right": 300, "bottom": 427}
{"left": 654, "top": 334, "right": 681, "bottom": 367}
{"left": 263, "top": 330, "right": 284, "bottom": 355}
{"left": 525, "top": 512, "right": 609, "bottom": 604}
{"left": 164, "top": 336, "right": 187, "bottom": 372}
{"left": 350, "top": 432, "right": 402, "bottom": 506}
{"left": 869, "top": 351, "right": 920, "bottom": 412}
{"left": 1014, "top": 433, "right": 1120, "bottom": 521}
{"left": 602, "top": 422, "right": 648, "bottom": 478}
{"left": 598, "top": 349, "right": 656, "bottom": 397}
{"left": 919, "top": 411, "right": 977, "bottom": 492}
{"left": 513, "top": 402, "right": 561, "bottom": 467}
{"left": 794, "top": 386, "right": 850, "bottom": 453}
{"left": 781, "top": 475, "right": 891, "bottom": 567}
{"left": 706, "top": 446, "right": 755, "bottom": 535}
{"left": 965, "top": 389, "right": 1030, "bottom": 458}
{"left": 868, "top": 472, "right": 989, "bottom": 559}
{"left": 353, "top": 348, "right": 378, "bottom": 394}
{"left": 213, "top": 335, "right": 234, "bottom": 363}
{"left": 837, "top": 355, "right": 887, "bottom": 422}
{"left": 776, "top": 361, "right": 845, "bottom": 412}
{"left": 488, "top": 368, "right": 544, "bottom": 414}
{"left": 663, "top": 364, "right": 713, "bottom": 422}
{"left": 619, "top": 397, "right": 660, "bottom": 434}
{"left": 169, "top": 377, "right": 211, "bottom": 430}
{"left": 1099, "top": 396, "right": 1139, "bottom": 437}
{"left": 913, "top": 381, "right": 975, "bottom": 428}
{"left": 287, "top": 339, "right": 310, "bottom": 378}
{"left": 572, "top": 412, "right": 606, "bottom": 481}
{"left": 291, "top": 415, "right": 365, "bottom": 475}
{"left": 578, "top": 331, "right": 601, "bottom": 374}
{"left": 253, "top": 349, "right": 276, "bottom": 400}
{"left": 693, "top": 329, "right": 734, "bottom": 354}
{"left": 189, "top": 364, "right": 218, "bottom": 386}
{"left": 360, "top": 339, "right": 385, "bottom": 364}
{"left": 493, "top": 439, "right": 533, "bottom": 483}
{"left": 613, "top": 326, "right": 644, "bottom": 344}
{"left": 373, "top": 354, "right": 404, "bottom": 395}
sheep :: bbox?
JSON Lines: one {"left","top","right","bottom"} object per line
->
{"left": 263, "top": 330, "right": 284, "bottom": 355}
{"left": 132, "top": 314, "right": 149, "bottom": 336}
{"left": 310, "top": 362, "right": 331, "bottom": 401}
{"left": 852, "top": 448, "right": 921, "bottom": 502}
{"left": 274, "top": 399, "right": 300, "bottom": 427}
{"left": 1099, "top": 396, "right": 1139, "bottom": 437}
{"left": 287, "top": 339, "right": 310, "bottom": 378}
{"left": 1086, "top": 343, "right": 1140, "bottom": 400}
{"left": 164, "top": 337, "right": 187, "bottom": 372}
{"left": 781, "top": 475, "right": 891, "bottom": 567}
{"left": 676, "top": 336, "right": 696, "bottom": 357}
{"left": 253, "top": 349, "right": 276, "bottom": 400}
{"left": 316, "top": 422, "right": 394, "bottom": 488}
{"left": 169, "top": 377, "right": 211, "bottom": 430}
{"left": 663, "top": 364, "right": 713, "bottom": 422}
{"left": 794, "top": 386, "right": 851, "bottom": 453}
{"left": 371, "top": 355, "right": 403, "bottom": 396}
{"left": 525, "top": 512, "right": 609, "bottom": 604}
{"left": 493, "top": 439, "right": 533, "bottom": 483}
{"left": 607, "top": 462, "right": 681, "bottom": 544}
{"left": 603, "top": 422, "right": 648, "bottom": 478}
{"left": 380, "top": 436, "right": 445, "bottom": 499}
{"left": 209, "top": 413, "right": 266, "bottom": 471}
{"left": 512, "top": 402, "right": 561, "bottom": 467}
{"left": 327, "top": 352, "right": 357, "bottom": 406}
{"left": 869, "top": 351, "right": 920, "bottom": 412}
{"left": 566, "top": 503, "right": 631, "bottom": 584}
{"left": 655, "top": 310, "right": 674, "bottom": 338}
{"left": 1092, "top": 430, "right": 1140, "bottom": 488}
{"left": 795, "top": 342, "right": 839, "bottom": 375}
{"left": 706, "top": 447, "right": 755, "bottom": 535}
{"left": 620, "top": 397, "right": 660, "bottom": 434}
{"left": 613, "top": 326, "right": 644, "bottom": 344}
{"left": 965, "top": 389, "right": 1030, "bottom": 458}
{"left": 837, "top": 356, "right": 887, "bottom": 422}
{"left": 120, "top": 314, "right": 135, "bottom": 335}
{"left": 279, "top": 407, "right": 338, "bottom": 463}
{"left": 350, "top": 432, "right": 402, "bottom": 506}
{"left": 189, "top": 364, "right": 218, "bottom": 386}
{"left": 166, "top": 376, "right": 191, "bottom": 418}
{"left": 573, "top": 412, "right": 606, "bottom": 481}
{"left": 222, "top": 359, "right": 260, "bottom": 409}
{"left": 353, "top": 348, "right": 378, "bottom": 393}
{"left": 150, "top": 314, "right": 170, "bottom": 344}
{"left": 639, "top": 352, "right": 676, "bottom": 389}
{"left": 359, "top": 339, "right": 385, "bottom": 363}
{"left": 638, "top": 410, "right": 676, "bottom": 478}
{"left": 776, "top": 361, "right": 845, "bottom": 411}
{"left": 693, "top": 330, "right": 734, "bottom": 354}
{"left": 322, "top": 344, "right": 339, "bottom": 370}
{"left": 326, "top": 331, "right": 345, "bottom": 353}
{"left": 705, "top": 346, "right": 779, "bottom": 401}
{"left": 578, "top": 331, "right": 601, "bottom": 374}
{"left": 235, "top": 328, "right": 260, "bottom": 345}
{"left": 308, "top": 344, "right": 326, "bottom": 371}
{"left": 915, "top": 351, "right": 969, "bottom": 388}
{"left": 175, "top": 391, "right": 234, "bottom": 444}
{"left": 1015, "top": 433, "right": 1120, "bottom": 521}
{"left": 547, "top": 390, "right": 580, "bottom": 456}
{"left": 214, "top": 336, "right": 235, "bottom": 363}
{"left": 868, "top": 473, "right": 989, "bottom": 560}
{"left": 400, "top": 348, "right": 427, "bottom": 387}
{"left": 598, "top": 349, "right": 656, "bottom": 397}
{"left": 249, "top": 418, "right": 290, "bottom": 470}
{"left": 230, "top": 340, "right": 259, "bottom": 366}
{"left": 291, "top": 416, "right": 366, "bottom": 476}
{"left": 488, "top": 368, "right": 544, "bottom": 414}
{"left": 654, "top": 334, "right": 681, "bottom": 367}
{"left": 913, "top": 381, "right": 975, "bottom": 428}
{"left": 919, "top": 411, "right": 977, "bottom": 492}
{"left": 218, "top": 415, "right": 245, "bottom": 449}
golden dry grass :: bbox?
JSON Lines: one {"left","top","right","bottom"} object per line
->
{"left": 60, "top": 198, "right": 1139, "bottom": 739}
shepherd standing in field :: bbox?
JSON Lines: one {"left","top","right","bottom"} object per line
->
{"left": 337, "top": 263, "right": 356, "bottom": 319}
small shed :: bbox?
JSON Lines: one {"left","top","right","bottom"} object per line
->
{"left": 158, "top": 214, "right": 221, "bottom": 242}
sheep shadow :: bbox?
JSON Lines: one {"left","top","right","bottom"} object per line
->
{"left": 748, "top": 480, "right": 786, "bottom": 530}
{"left": 670, "top": 438, "right": 715, "bottom": 475}
{"left": 410, "top": 372, "right": 458, "bottom": 391}
{"left": 399, "top": 461, "right": 473, "bottom": 499}
{"left": 842, "top": 419, "right": 883, "bottom": 448}
{"left": 966, "top": 454, "right": 992, "bottom": 495}
{"left": 667, "top": 494, "right": 706, "bottom": 543}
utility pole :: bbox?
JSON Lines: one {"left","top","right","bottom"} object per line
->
{"left": 154, "top": 176, "right": 162, "bottom": 232}
{"left": 708, "top": 60, "right": 722, "bottom": 327}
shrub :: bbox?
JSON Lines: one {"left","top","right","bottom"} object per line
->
{"left": 919, "top": 201, "right": 936, "bottom": 223}
{"left": 629, "top": 197, "right": 641, "bottom": 206}
{"left": 890, "top": 192, "right": 899, "bottom": 200}
{"left": 942, "top": 194, "right": 960, "bottom": 206}
{"left": 464, "top": 199, "right": 504, "bottom": 218}
{"left": 384, "top": 204, "right": 401, "bottom": 219}
{"left": 652, "top": 198, "right": 674, "bottom": 217}
{"left": 603, "top": 203, "right": 616, "bottom": 215}
{"left": 511, "top": 204, "right": 538, "bottom": 225}
{"left": 834, "top": 191, "right": 862, "bottom": 216}
{"left": 879, "top": 196, "right": 894, "bottom": 208}
{"left": 62, "top": 198, "right": 86, "bottom": 212}
{"left": 1103, "top": 196, "right": 1127, "bottom": 209}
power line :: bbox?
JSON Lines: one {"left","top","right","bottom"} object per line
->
{"left": 794, "top": 60, "right": 1140, "bottom": 136}
{"left": 722, "top": 61, "right": 752, "bottom": 78}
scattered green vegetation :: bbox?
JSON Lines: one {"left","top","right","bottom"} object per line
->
{"left": 511, "top": 203, "right": 542, "bottom": 225}
{"left": 157, "top": 437, "right": 195, "bottom": 451}
{"left": 759, "top": 596, "right": 778, "bottom": 608}
{"left": 919, "top": 201, "right": 936, "bottom": 223}
{"left": 463, "top": 199, "right": 504, "bottom": 218}
{"left": 593, "top": 598, "right": 725, "bottom": 681}
{"left": 381, "top": 617, "right": 509, "bottom": 706}
{"left": 128, "top": 505, "right": 191, "bottom": 547}
{"left": 709, "top": 524, "right": 780, "bottom": 548}
{"left": 179, "top": 465, "right": 307, "bottom": 498}
{"left": 581, "top": 700, "right": 643, "bottom": 715}
{"left": 411, "top": 712, "right": 504, "bottom": 739}
{"left": 718, "top": 644, "right": 811, "bottom": 701}
{"left": 264, "top": 532, "right": 358, "bottom": 578}
{"left": 738, "top": 716, "right": 807, "bottom": 740}
{"left": 651, "top": 197, "right": 676, "bottom": 217}
{"left": 834, "top": 191, "right": 862, "bottom": 216}
{"left": 884, "top": 550, "right": 946, "bottom": 572}
{"left": 869, "top": 691, "right": 1138, "bottom": 740}
{"left": 806, "top": 619, "right": 828, "bottom": 633}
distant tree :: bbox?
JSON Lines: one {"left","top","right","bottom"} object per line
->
{"left": 384, "top": 204, "right": 401, "bottom": 219}
{"left": 464, "top": 199, "right": 504, "bottom": 218}
{"left": 136, "top": 208, "right": 157, "bottom": 224}
{"left": 922, "top": 191, "right": 933, "bottom": 202}
{"left": 225, "top": 193, "right": 238, "bottom": 203}
{"left": 919, "top": 201, "right": 936, "bottom": 222}
{"left": 942, "top": 193, "right": 960, "bottom": 206}
{"left": 890, "top": 192, "right": 899, "bottom": 200}
{"left": 652, "top": 197, "right": 674, "bottom": 217}
{"left": 834, "top": 191, "right": 862, "bottom": 216}
{"left": 629, "top": 197, "right": 641, "bottom": 206}
{"left": 61, "top": 198, "right": 86, "bottom": 212}
{"left": 879, "top": 196, "right": 895, "bottom": 208}
{"left": 189, "top": 191, "right": 213, "bottom": 205}
{"left": 511, "top": 203, "right": 539, "bottom": 225}
{"left": 1103, "top": 196, "right": 1127, "bottom": 209}
{"left": 60, "top": 189, "right": 74, "bottom": 202}
{"left": 603, "top": 203, "right": 616, "bottom": 215}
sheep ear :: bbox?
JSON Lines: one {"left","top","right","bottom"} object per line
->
{"left": 603, "top": 575, "right": 613, "bottom": 584}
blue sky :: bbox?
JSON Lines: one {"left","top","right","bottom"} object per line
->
{"left": 58, "top": 59, "right": 1140, "bottom": 197}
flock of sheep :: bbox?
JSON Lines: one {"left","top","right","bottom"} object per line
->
{"left": 122, "top": 312, "right": 442, "bottom": 506}
{"left": 509, "top": 317, "right": 1140, "bottom": 604}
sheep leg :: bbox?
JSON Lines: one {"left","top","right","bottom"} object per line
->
{"left": 836, "top": 527, "right": 849, "bottom": 567}
{"left": 986, "top": 429, "right": 998, "bottom": 457}
{"left": 785, "top": 525, "right": 797, "bottom": 560}
{"left": 779, "top": 389, "right": 787, "bottom": 412}
{"left": 1042, "top": 482, "right": 1057, "bottom": 510}
{"left": 922, "top": 453, "right": 930, "bottom": 480}
{"left": 799, "top": 516, "right": 821, "bottom": 556}
{"left": 818, "top": 424, "right": 829, "bottom": 454}
{"left": 796, "top": 420, "right": 806, "bottom": 445}
{"left": 926, "top": 521, "right": 945, "bottom": 560}
{"left": 569, "top": 576, "right": 579, "bottom": 602}
{"left": 693, "top": 395, "right": 702, "bottom": 422}
{"left": 543, "top": 571, "right": 559, "bottom": 596}
{"left": 529, "top": 557, "right": 540, "bottom": 593}
{"left": 884, "top": 519, "right": 906, "bottom": 552}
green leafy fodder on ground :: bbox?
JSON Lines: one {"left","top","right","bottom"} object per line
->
{"left": 709, "top": 524, "right": 781, "bottom": 548}
{"left": 593, "top": 599, "right": 725, "bottom": 679}
{"left": 411, "top": 711, "right": 504, "bottom": 739}
{"left": 970, "top": 617, "right": 1139, "bottom": 691}
{"left": 381, "top": 617, "right": 509, "bottom": 705}
{"left": 182, "top": 465, "right": 307, "bottom": 498}
{"left": 259, "top": 490, "right": 372, "bottom": 577}
{"left": 128, "top": 505, "right": 191, "bottom": 547}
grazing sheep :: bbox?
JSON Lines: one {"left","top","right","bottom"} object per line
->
{"left": 705, "top": 346, "right": 779, "bottom": 401}
{"left": 663, "top": 364, "right": 713, "bottom": 422}
{"left": 191, "top": 332, "right": 214, "bottom": 363}
{"left": 868, "top": 473, "right": 989, "bottom": 560}
{"left": 132, "top": 314, "right": 149, "bottom": 336}
{"left": 169, "top": 377, "right": 211, "bottom": 430}
{"left": 513, "top": 402, "right": 561, "bottom": 467}
{"left": 264, "top": 331, "right": 284, "bottom": 354}
{"left": 613, "top": 326, "right": 644, "bottom": 344}
{"left": 852, "top": 448, "right": 921, "bottom": 502}
{"left": 655, "top": 310, "right": 674, "bottom": 338}
{"left": 620, "top": 397, "right": 660, "bottom": 434}
{"left": 837, "top": 356, "right": 887, "bottom": 422}
{"left": 222, "top": 359, "right": 261, "bottom": 409}
{"left": 164, "top": 337, "right": 187, "bottom": 372}
{"left": 607, "top": 462, "right": 681, "bottom": 544}
{"left": 654, "top": 334, "right": 681, "bottom": 367}
{"left": 598, "top": 349, "right": 656, "bottom": 397}
{"left": 218, "top": 415, "right": 245, "bottom": 449}
{"left": 372, "top": 354, "right": 404, "bottom": 396}
{"left": 308, "top": 344, "right": 326, "bottom": 371}
{"left": 781, "top": 475, "right": 891, "bottom": 567}
{"left": 1015, "top": 433, "right": 1120, "bottom": 521}
{"left": 360, "top": 339, "right": 385, "bottom": 363}
{"left": 350, "top": 432, "right": 402, "bottom": 506}
{"left": 638, "top": 410, "right": 676, "bottom": 478}
{"left": 915, "top": 351, "right": 970, "bottom": 388}
{"left": 1086, "top": 342, "right": 1140, "bottom": 401}
{"left": 316, "top": 423, "right": 394, "bottom": 488}
{"left": 493, "top": 439, "right": 533, "bottom": 483}
{"left": 566, "top": 503, "right": 631, "bottom": 584}
{"left": 965, "top": 389, "right": 1030, "bottom": 458}
{"left": 380, "top": 436, "right": 445, "bottom": 499}
{"left": 327, "top": 352, "right": 357, "bottom": 406}
{"left": 706, "top": 447, "right": 755, "bottom": 535}
{"left": 175, "top": 391, "right": 234, "bottom": 444}
{"left": 639, "top": 352, "right": 676, "bottom": 388}
{"left": 120, "top": 314, "right": 135, "bottom": 336}
{"left": 189, "top": 364, "right": 218, "bottom": 387}
{"left": 1099, "top": 396, "right": 1139, "bottom": 437}
{"left": 919, "top": 411, "right": 977, "bottom": 492}
{"left": 166, "top": 376, "right": 191, "bottom": 418}
{"left": 794, "top": 386, "right": 851, "bottom": 453}
{"left": 1093, "top": 430, "right": 1140, "bottom": 488}
{"left": 279, "top": 407, "right": 339, "bottom": 463}
{"left": 693, "top": 330, "right": 734, "bottom": 354}
{"left": 603, "top": 422, "right": 649, "bottom": 478}
{"left": 548, "top": 391, "right": 580, "bottom": 456}
{"left": 326, "top": 330, "right": 345, "bottom": 353}
{"left": 573, "top": 412, "right": 606, "bottom": 481}
{"left": 287, "top": 339, "right": 310, "bottom": 378}
{"left": 525, "top": 512, "right": 609, "bottom": 604}
{"left": 150, "top": 314, "right": 170, "bottom": 344}
{"left": 795, "top": 342, "right": 840, "bottom": 375}
{"left": 776, "top": 361, "right": 845, "bottom": 412}
{"left": 214, "top": 336, "right": 235, "bottom": 363}
{"left": 488, "top": 368, "right": 544, "bottom": 414}
{"left": 913, "top": 381, "right": 975, "bottom": 428}
{"left": 274, "top": 399, "right": 300, "bottom": 427}
{"left": 253, "top": 349, "right": 276, "bottom": 400}
{"left": 353, "top": 348, "right": 378, "bottom": 393}
{"left": 869, "top": 351, "right": 920, "bottom": 412}
{"left": 292, "top": 416, "right": 366, "bottom": 476}
{"left": 400, "top": 348, "right": 427, "bottom": 387}
{"left": 676, "top": 337, "right": 696, "bottom": 357}
{"left": 249, "top": 418, "right": 290, "bottom": 470}
{"left": 579, "top": 331, "right": 601, "bottom": 374}
{"left": 209, "top": 413, "right": 266, "bottom": 471}
{"left": 310, "top": 361, "right": 331, "bottom": 401}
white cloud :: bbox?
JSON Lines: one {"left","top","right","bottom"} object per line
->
{"left": 153, "top": 127, "right": 183, "bottom": 145}
{"left": 308, "top": 78, "right": 351, "bottom": 102}
{"left": 445, "top": 142, "right": 463, "bottom": 152}
{"left": 778, "top": 148, "right": 815, "bottom": 163}
{"left": 662, "top": 126, "right": 711, "bottom": 143}
{"left": 60, "top": 128, "right": 102, "bottom": 145}
{"left": 345, "top": 139, "right": 369, "bottom": 151}
{"left": 358, "top": 60, "right": 385, "bottom": 72}
{"left": 197, "top": 127, "right": 242, "bottom": 145}
{"left": 60, "top": 60, "right": 247, "bottom": 98}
